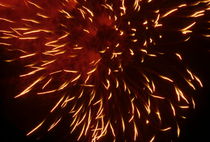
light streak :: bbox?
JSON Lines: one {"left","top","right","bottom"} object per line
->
{"left": 160, "top": 127, "right": 172, "bottom": 131}
{"left": 159, "top": 75, "right": 174, "bottom": 82}
{"left": 149, "top": 136, "right": 155, "bottom": 142}
{"left": 20, "top": 53, "right": 37, "bottom": 59}
{"left": 37, "top": 89, "right": 57, "bottom": 95}
{"left": 133, "top": 122, "right": 138, "bottom": 141}
{"left": 27, "top": 120, "right": 45, "bottom": 136}
{"left": 0, "top": 17, "right": 15, "bottom": 23}
{"left": 162, "top": 8, "right": 178, "bottom": 18}
{"left": 14, "top": 76, "right": 45, "bottom": 98}
{"left": 48, "top": 117, "right": 62, "bottom": 131}
{"left": 21, "top": 18, "right": 40, "bottom": 24}
{"left": 50, "top": 96, "right": 65, "bottom": 113}
{"left": 27, "top": 1, "right": 43, "bottom": 9}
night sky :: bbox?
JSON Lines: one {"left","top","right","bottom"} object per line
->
{"left": 0, "top": 0, "right": 210, "bottom": 142}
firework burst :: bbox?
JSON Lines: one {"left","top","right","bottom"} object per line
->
{"left": 0, "top": 0, "right": 209, "bottom": 141}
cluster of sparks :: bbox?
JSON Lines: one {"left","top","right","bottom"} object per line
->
{"left": 0, "top": 0, "right": 209, "bottom": 141}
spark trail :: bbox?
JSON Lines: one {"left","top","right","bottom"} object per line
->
{"left": 0, "top": 0, "right": 209, "bottom": 141}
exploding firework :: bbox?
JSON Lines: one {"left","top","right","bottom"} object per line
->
{"left": 0, "top": 0, "right": 209, "bottom": 141}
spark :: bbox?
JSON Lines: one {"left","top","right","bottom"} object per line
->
{"left": 180, "top": 22, "right": 196, "bottom": 34}
{"left": 0, "top": 2, "right": 11, "bottom": 8}
{"left": 121, "top": 117, "right": 125, "bottom": 132}
{"left": 14, "top": 76, "right": 45, "bottom": 98}
{"left": 150, "top": 94, "right": 165, "bottom": 99}
{"left": 109, "top": 123, "right": 116, "bottom": 137}
{"left": 159, "top": 75, "right": 174, "bottom": 82}
{"left": 20, "top": 67, "right": 44, "bottom": 77}
{"left": 48, "top": 117, "right": 62, "bottom": 131}
{"left": 174, "top": 86, "right": 189, "bottom": 103}
{"left": 37, "top": 89, "right": 57, "bottom": 95}
{"left": 27, "top": 1, "right": 43, "bottom": 9}
{"left": 170, "top": 103, "right": 176, "bottom": 116}
{"left": 133, "top": 122, "right": 138, "bottom": 141}
{"left": 160, "top": 127, "right": 172, "bottom": 132}
{"left": 60, "top": 9, "right": 73, "bottom": 19}
{"left": 21, "top": 18, "right": 40, "bottom": 24}
{"left": 162, "top": 8, "right": 178, "bottom": 18}
{"left": 19, "top": 37, "right": 38, "bottom": 40}
{"left": 175, "top": 53, "right": 183, "bottom": 61}
{"left": 36, "top": 13, "right": 50, "bottom": 18}
{"left": 196, "top": 77, "right": 203, "bottom": 88}
{"left": 149, "top": 136, "right": 155, "bottom": 142}
{"left": 20, "top": 53, "right": 37, "bottom": 59}
{"left": 0, "top": 42, "right": 11, "bottom": 46}
{"left": 23, "top": 29, "right": 52, "bottom": 35}
{"left": 0, "top": 17, "right": 15, "bottom": 23}
{"left": 27, "top": 120, "right": 46, "bottom": 136}
{"left": 71, "top": 74, "right": 81, "bottom": 83}
{"left": 50, "top": 96, "right": 65, "bottom": 113}
{"left": 177, "top": 124, "right": 180, "bottom": 137}
{"left": 190, "top": 10, "right": 205, "bottom": 17}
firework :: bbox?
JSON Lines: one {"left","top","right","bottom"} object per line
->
{"left": 0, "top": 0, "right": 209, "bottom": 141}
